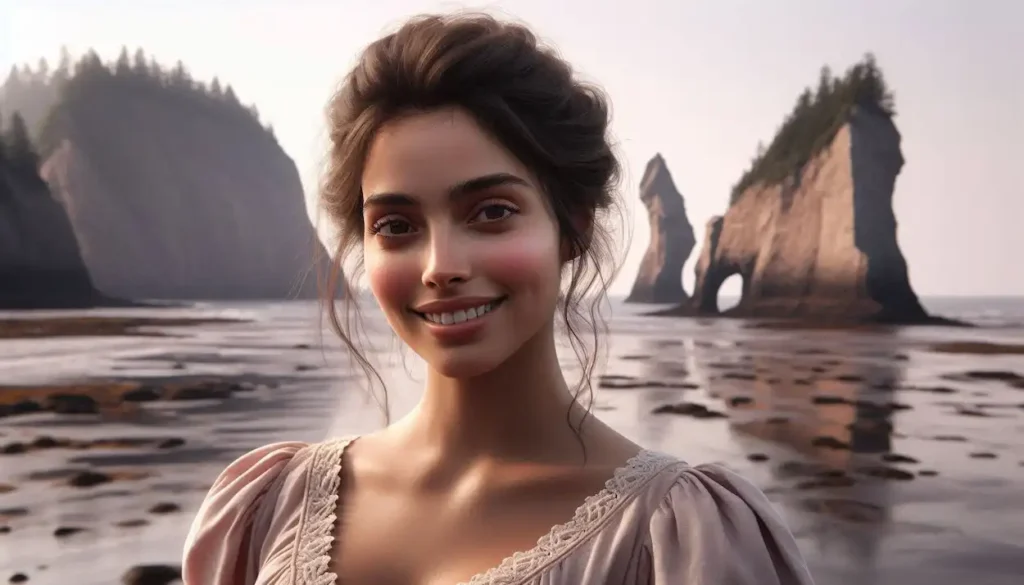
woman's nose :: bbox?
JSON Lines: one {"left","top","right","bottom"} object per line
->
{"left": 421, "top": 229, "right": 471, "bottom": 288}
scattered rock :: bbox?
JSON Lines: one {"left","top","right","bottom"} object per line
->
{"left": 932, "top": 434, "right": 967, "bottom": 442}
{"left": 157, "top": 438, "right": 185, "bottom": 449}
{"left": 121, "top": 564, "right": 182, "bottom": 585}
{"left": 835, "top": 375, "right": 864, "bottom": 383}
{"left": 881, "top": 453, "right": 919, "bottom": 464}
{"left": 45, "top": 394, "right": 99, "bottom": 415}
{"left": 728, "top": 396, "right": 753, "bottom": 407}
{"left": 858, "top": 465, "right": 915, "bottom": 481}
{"left": 0, "top": 484, "right": 15, "bottom": 494}
{"left": 122, "top": 387, "right": 162, "bottom": 402}
{"left": 148, "top": 502, "right": 181, "bottom": 515}
{"left": 969, "top": 452, "right": 997, "bottom": 459}
{"left": 53, "top": 526, "right": 85, "bottom": 538}
{"left": 651, "top": 403, "right": 727, "bottom": 419}
{"left": 68, "top": 470, "right": 113, "bottom": 488}
{"left": 918, "top": 469, "right": 938, "bottom": 477}
{"left": 115, "top": 519, "right": 149, "bottom": 528}
{"left": 747, "top": 453, "right": 769, "bottom": 462}
{"left": 812, "top": 395, "right": 848, "bottom": 405}
{"left": 9, "top": 573, "right": 28, "bottom": 584}
{"left": 811, "top": 436, "right": 850, "bottom": 450}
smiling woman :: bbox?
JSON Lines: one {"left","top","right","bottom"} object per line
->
{"left": 181, "top": 11, "right": 815, "bottom": 585}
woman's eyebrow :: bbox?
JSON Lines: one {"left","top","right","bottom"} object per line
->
{"left": 362, "top": 172, "right": 530, "bottom": 209}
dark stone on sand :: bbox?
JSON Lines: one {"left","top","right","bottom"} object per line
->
{"left": 835, "top": 374, "right": 864, "bottom": 382}
{"left": 0, "top": 526, "right": 10, "bottom": 534}
{"left": 729, "top": 396, "right": 753, "bottom": 407}
{"left": 748, "top": 453, "right": 769, "bottom": 462}
{"left": 918, "top": 469, "right": 939, "bottom": 477}
{"left": 955, "top": 406, "right": 994, "bottom": 417}
{"left": 157, "top": 438, "right": 185, "bottom": 449}
{"left": 882, "top": 453, "right": 919, "bottom": 464}
{"left": 651, "top": 402, "right": 727, "bottom": 419}
{"left": 10, "top": 401, "right": 42, "bottom": 416}
{"left": 45, "top": 394, "right": 99, "bottom": 414}
{"left": 962, "top": 370, "right": 1024, "bottom": 383}
{"left": 293, "top": 343, "right": 312, "bottom": 349}
{"left": 812, "top": 395, "right": 848, "bottom": 405}
{"left": 858, "top": 465, "right": 915, "bottom": 481}
{"left": 171, "top": 362, "right": 186, "bottom": 370}
{"left": 148, "top": 502, "right": 180, "bottom": 515}
{"left": 31, "top": 436, "right": 60, "bottom": 449}
{"left": 115, "top": 519, "right": 149, "bottom": 528}
{"left": 68, "top": 470, "right": 113, "bottom": 488}
{"left": 969, "top": 452, "right": 997, "bottom": 459}
{"left": 9, "top": 573, "right": 28, "bottom": 584}
{"left": 810, "top": 366, "right": 828, "bottom": 373}
{"left": 1, "top": 443, "right": 27, "bottom": 455}
{"left": 53, "top": 526, "right": 85, "bottom": 538}
{"left": 812, "top": 436, "right": 850, "bottom": 450}
{"left": 122, "top": 387, "right": 162, "bottom": 402}
{"left": 294, "top": 364, "right": 317, "bottom": 372}
{"left": 121, "top": 564, "right": 182, "bottom": 585}
{"left": 905, "top": 385, "right": 958, "bottom": 394}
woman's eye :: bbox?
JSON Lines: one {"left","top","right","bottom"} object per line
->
{"left": 471, "top": 204, "right": 516, "bottom": 223}
{"left": 373, "top": 219, "right": 415, "bottom": 237}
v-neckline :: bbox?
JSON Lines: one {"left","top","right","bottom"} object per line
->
{"left": 299, "top": 436, "right": 677, "bottom": 585}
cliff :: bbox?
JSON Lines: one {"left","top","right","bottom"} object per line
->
{"left": 3, "top": 50, "right": 327, "bottom": 300}
{"left": 625, "top": 155, "right": 695, "bottom": 303}
{"left": 0, "top": 114, "right": 104, "bottom": 309}
{"left": 683, "top": 56, "right": 933, "bottom": 324}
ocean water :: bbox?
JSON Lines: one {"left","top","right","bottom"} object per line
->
{"left": 1, "top": 296, "right": 1022, "bottom": 585}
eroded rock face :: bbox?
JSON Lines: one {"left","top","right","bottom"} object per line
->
{"left": 688, "top": 107, "right": 929, "bottom": 323}
{"left": 39, "top": 103, "right": 326, "bottom": 300}
{"left": 0, "top": 163, "right": 103, "bottom": 308}
{"left": 625, "top": 154, "right": 695, "bottom": 303}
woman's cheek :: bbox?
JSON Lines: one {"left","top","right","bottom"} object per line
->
{"left": 366, "top": 250, "right": 419, "bottom": 312}
{"left": 481, "top": 232, "right": 559, "bottom": 288}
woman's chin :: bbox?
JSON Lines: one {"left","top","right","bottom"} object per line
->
{"left": 424, "top": 349, "right": 507, "bottom": 380}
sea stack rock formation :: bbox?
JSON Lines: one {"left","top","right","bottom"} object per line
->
{"left": 3, "top": 49, "right": 327, "bottom": 300}
{"left": 687, "top": 56, "right": 930, "bottom": 323}
{"left": 0, "top": 113, "right": 104, "bottom": 308}
{"left": 625, "top": 154, "right": 695, "bottom": 303}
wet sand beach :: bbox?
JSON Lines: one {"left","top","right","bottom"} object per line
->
{"left": 1, "top": 300, "right": 1022, "bottom": 585}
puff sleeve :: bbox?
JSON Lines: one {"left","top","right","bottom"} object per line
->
{"left": 648, "top": 463, "right": 815, "bottom": 585}
{"left": 182, "top": 441, "right": 309, "bottom": 585}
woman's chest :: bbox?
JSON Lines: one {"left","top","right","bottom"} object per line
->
{"left": 326, "top": 477, "right": 615, "bottom": 585}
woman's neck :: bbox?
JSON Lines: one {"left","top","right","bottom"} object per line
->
{"left": 398, "top": 323, "right": 590, "bottom": 464}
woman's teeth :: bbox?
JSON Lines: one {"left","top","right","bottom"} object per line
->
{"left": 423, "top": 301, "right": 498, "bottom": 325}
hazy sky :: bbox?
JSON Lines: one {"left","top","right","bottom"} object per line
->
{"left": 2, "top": 0, "right": 1021, "bottom": 297}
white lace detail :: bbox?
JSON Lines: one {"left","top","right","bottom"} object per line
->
{"left": 294, "top": 436, "right": 356, "bottom": 585}
{"left": 295, "top": 438, "right": 681, "bottom": 585}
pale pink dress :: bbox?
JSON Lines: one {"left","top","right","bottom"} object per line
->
{"left": 182, "top": 436, "right": 815, "bottom": 585}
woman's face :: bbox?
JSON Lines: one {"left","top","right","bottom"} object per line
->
{"left": 361, "top": 107, "right": 563, "bottom": 378}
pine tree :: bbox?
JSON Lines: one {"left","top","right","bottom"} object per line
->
{"left": 116, "top": 46, "right": 131, "bottom": 75}
{"left": 132, "top": 48, "right": 148, "bottom": 76}
{"left": 5, "top": 112, "right": 39, "bottom": 173}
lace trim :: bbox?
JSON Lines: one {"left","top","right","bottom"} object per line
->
{"left": 460, "top": 449, "right": 680, "bottom": 585}
{"left": 296, "top": 438, "right": 681, "bottom": 585}
{"left": 294, "top": 436, "right": 356, "bottom": 585}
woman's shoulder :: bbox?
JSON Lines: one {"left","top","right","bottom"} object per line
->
{"left": 637, "top": 453, "right": 816, "bottom": 584}
{"left": 181, "top": 437, "right": 356, "bottom": 585}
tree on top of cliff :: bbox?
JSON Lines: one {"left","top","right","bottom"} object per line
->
{"left": 0, "top": 45, "right": 274, "bottom": 152}
{"left": 730, "top": 53, "right": 895, "bottom": 205}
{"left": 0, "top": 110, "right": 41, "bottom": 176}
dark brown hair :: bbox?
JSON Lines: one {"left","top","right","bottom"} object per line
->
{"left": 317, "top": 12, "right": 624, "bottom": 428}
